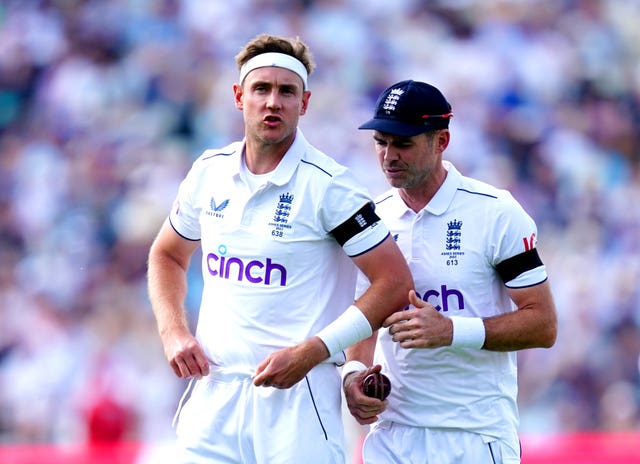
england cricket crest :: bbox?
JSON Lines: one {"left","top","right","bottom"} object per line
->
{"left": 441, "top": 219, "right": 464, "bottom": 266}
{"left": 268, "top": 192, "right": 294, "bottom": 238}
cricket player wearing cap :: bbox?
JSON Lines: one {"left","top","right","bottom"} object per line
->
{"left": 341, "top": 80, "right": 558, "bottom": 464}
{"left": 147, "top": 34, "right": 413, "bottom": 463}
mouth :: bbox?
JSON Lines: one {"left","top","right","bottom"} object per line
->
{"left": 384, "top": 165, "right": 403, "bottom": 176}
{"left": 263, "top": 115, "right": 282, "bottom": 126}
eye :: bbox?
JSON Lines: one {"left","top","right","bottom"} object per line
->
{"left": 394, "top": 141, "right": 412, "bottom": 148}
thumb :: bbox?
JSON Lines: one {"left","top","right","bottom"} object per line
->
{"left": 408, "top": 289, "right": 425, "bottom": 308}
{"left": 368, "top": 364, "right": 382, "bottom": 375}
{"left": 252, "top": 357, "right": 270, "bottom": 384}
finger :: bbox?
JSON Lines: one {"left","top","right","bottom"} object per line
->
{"left": 383, "top": 311, "right": 411, "bottom": 328}
{"left": 170, "top": 361, "right": 183, "bottom": 378}
{"left": 192, "top": 355, "right": 210, "bottom": 378}
{"left": 399, "top": 338, "right": 420, "bottom": 349}
{"left": 252, "top": 359, "right": 272, "bottom": 386}
{"left": 353, "top": 411, "right": 379, "bottom": 425}
{"left": 182, "top": 354, "right": 205, "bottom": 379}
{"left": 388, "top": 318, "right": 414, "bottom": 337}
{"left": 349, "top": 402, "right": 385, "bottom": 424}
{"left": 368, "top": 364, "right": 382, "bottom": 375}
{"left": 408, "top": 289, "right": 425, "bottom": 308}
{"left": 191, "top": 350, "right": 210, "bottom": 377}
{"left": 173, "top": 358, "right": 193, "bottom": 379}
{"left": 391, "top": 326, "right": 422, "bottom": 346}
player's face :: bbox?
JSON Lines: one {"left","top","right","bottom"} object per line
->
{"left": 373, "top": 130, "right": 449, "bottom": 190}
{"left": 234, "top": 67, "right": 310, "bottom": 150}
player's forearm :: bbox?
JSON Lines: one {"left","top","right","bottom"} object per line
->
{"left": 483, "top": 308, "right": 556, "bottom": 351}
{"left": 355, "top": 276, "right": 412, "bottom": 330}
{"left": 351, "top": 238, "right": 414, "bottom": 330}
{"left": 344, "top": 333, "right": 376, "bottom": 366}
{"left": 147, "top": 251, "right": 191, "bottom": 337}
{"left": 483, "top": 281, "right": 557, "bottom": 351}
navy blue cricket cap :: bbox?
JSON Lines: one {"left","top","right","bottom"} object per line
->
{"left": 359, "top": 80, "right": 453, "bottom": 136}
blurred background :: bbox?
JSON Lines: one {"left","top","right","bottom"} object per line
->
{"left": 0, "top": 0, "right": 639, "bottom": 462}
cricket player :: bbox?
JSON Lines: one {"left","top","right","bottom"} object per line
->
{"left": 342, "top": 80, "right": 558, "bottom": 464}
{"left": 147, "top": 35, "right": 413, "bottom": 463}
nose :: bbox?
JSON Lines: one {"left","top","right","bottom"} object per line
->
{"left": 382, "top": 146, "right": 398, "bottom": 162}
{"left": 267, "top": 91, "right": 281, "bottom": 110}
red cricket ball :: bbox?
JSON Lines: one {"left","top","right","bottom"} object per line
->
{"left": 362, "top": 372, "right": 391, "bottom": 400}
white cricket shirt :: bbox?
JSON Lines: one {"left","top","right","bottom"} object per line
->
{"left": 170, "top": 129, "right": 388, "bottom": 374}
{"left": 356, "top": 161, "right": 547, "bottom": 441}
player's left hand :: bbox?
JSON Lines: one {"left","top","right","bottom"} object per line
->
{"left": 252, "top": 337, "right": 327, "bottom": 389}
{"left": 383, "top": 290, "right": 453, "bottom": 348}
{"left": 343, "top": 364, "right": 387, "bottom": 425}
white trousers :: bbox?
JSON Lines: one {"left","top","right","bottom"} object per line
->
{"left": 174, "top": 363, "right": 345, "bottom": 464}
{"left": 362, "top": 421, "right": 520, "bottom": 464}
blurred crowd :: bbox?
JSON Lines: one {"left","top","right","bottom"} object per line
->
{"left": 1, "top": 0, "right": 639, "bottom": 451}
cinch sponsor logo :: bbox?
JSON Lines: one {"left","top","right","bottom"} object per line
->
{"left": 413, "top": 285, "right": 464, "bottom": 312}
{"left": 206, "top": 244, "right": 287, "bottom": 286}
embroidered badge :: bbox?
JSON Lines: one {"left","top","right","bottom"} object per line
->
{"left": 383, "top": 88, "right": 405, "bottom": 114}
{"left": 441, "top": 219, "right": 464, "bottom": 266}
{"left": 269, "top": 192, "right": 294, "bottom": 238}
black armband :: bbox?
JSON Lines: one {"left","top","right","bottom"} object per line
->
{"left": 330, "top": 202, "right": 380, "bottom": 246}
{"left": 495, "top": 248, "right": 543, "bottom": 283}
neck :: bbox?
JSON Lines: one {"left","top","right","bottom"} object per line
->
{"left": 399, "top": 168, "right": 447, "bottom": 213}
{"left": 244, "top": 135, "right": 294, "bottom": 174}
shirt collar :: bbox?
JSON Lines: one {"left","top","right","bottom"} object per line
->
{"left": 386, "top": 160, "right": 461, "bottom": 217}
{"left": 236, "top": 128, "right": 306, "bottom": 186}
{"left": 423, "top": 160, "right": 460, "bottom": 216}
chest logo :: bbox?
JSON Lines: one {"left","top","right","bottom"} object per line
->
{"left": 269, "top": 192, "right": 294, "bottom": 238}
{"left": 441, "top": 219, "right": 465, "bottom": 266}
{"left": 206, "top": 197, "right": 229, "bottom": 218}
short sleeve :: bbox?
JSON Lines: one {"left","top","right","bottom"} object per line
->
{"left": 168, "top": 161, "right": 202, "bottom": 241}
{"left": 491, "top": 193, "right": 547, "bottom": 288}
{"left": 320, "top": 168, "right": 389, "bottom": 257}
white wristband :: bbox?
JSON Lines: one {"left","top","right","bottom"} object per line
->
{"left": 450, "top": 316, "right": 485, "bottom": 349}
{"left": 341, "top": 360, "right": 367, "bottom": 383}
{"left": 316, "top": 305, "right": 373, "bottom": 357}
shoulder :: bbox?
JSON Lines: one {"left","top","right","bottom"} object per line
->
{"left": 192, "top": 141, "right": 242, "bottom": 169}
{"left": 456, "top": 174, "right": 522, "bottom": 212}
{"left": 373, "top": 189, "right": 396, "bottom": 208}
{"left": 298, "top": 144, "right": 350, "bottom": 180}
{"left": 455, "top": 175, "right": 537, "bottom": 245}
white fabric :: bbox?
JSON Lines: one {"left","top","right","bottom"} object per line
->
{"left": 170, "top": 128, "right": 387, "bottom": 375}
{"left": 355, "top": 160, "right": 547, "bottom": 442}
{"left": 240, "top": 157, "right": 272, "bottom": 193}
{"left": 363, "top": 421, "right": 521, "bottom": 464}
{"left": 239, "top": 52, "right": 308, "bottom": 88}
{"left": 175, "top": 363, "right": 345, "bottom": 463}
{"left": 340, "top": 360, "right": 367, "bottom": 383}
{"left": 342, "top": 220, "right": 389, "bottom": 257}
{"left": 450, "top": 316, "right": 486, "bottom": 349}
{"left": 316, "top": 305, "right": 372, "bottom": 357}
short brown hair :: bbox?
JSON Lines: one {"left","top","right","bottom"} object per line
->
{"left": 235, "top": 33, "right": 315, "bottom": 76}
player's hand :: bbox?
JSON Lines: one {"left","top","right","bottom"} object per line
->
{"left": 161, "top": 328, "right": 210, "bottom": 379}
{"left": 383, "top": 290, "right": 453, "bottom": 349}
{"left": 343, "top": 364, "right": 387, "bottom": 425}
{"left": 252, "top": 338, "right": 326, "bottom": 389}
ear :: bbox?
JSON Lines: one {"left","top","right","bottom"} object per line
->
{"left": 233, "top": 83, "right": 243, "bottom": 110}
{"left": 437, "top": 129, "right": 451, "bottom": 152}
{"left": 299, "top": 90, "right": 311, "bottom": 116}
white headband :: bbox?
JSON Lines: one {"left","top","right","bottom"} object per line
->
{"left": 239, "top": 52, "right": 308, "bottom": 89}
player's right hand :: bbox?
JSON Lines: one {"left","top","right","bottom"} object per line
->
{"left": 383, "top": 289, "right": 453, "bottom": 349}
{"left": 162, "top": 329, "right": 210, "bottom": 379}
{"left": 343, "top": 364, "right": 387, "bottom": 425}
